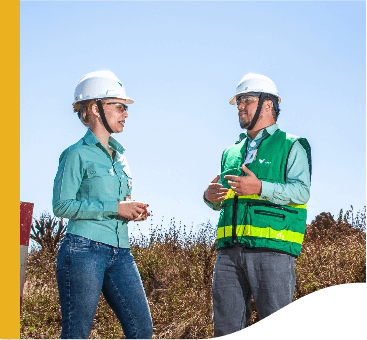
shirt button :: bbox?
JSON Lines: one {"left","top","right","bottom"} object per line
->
{"left": 250, "top": 141, "right": 256, "bottom": 147}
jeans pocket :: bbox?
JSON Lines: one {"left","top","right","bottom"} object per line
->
{"left": 69, "top": 234, "right": 95, "bottom": 251}
{"left": 56, "top": 235, "right": 71, "bottom": 272}
{"left": 267, "top": 250, "right": 287, "bottom": 256}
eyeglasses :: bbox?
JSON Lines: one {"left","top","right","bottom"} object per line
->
{"left": 236, "top": 95, "right": 258, "bottom": 107}
{"left": 106, "top": 102, "right": 128, "bottom": 112}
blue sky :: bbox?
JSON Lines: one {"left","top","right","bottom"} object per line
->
{"left": 20, "top": 1, "right": 366, "bottom": 238}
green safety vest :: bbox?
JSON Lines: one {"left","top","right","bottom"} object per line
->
{"left": 217, "top": 129, "right": 311, "bottom": 257}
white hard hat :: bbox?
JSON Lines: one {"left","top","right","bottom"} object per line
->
{"left": 74, "top": 70, "right": 134, "bottom": 104}
{"left": 229, "top": 73, "right": 281, "bottom": 105}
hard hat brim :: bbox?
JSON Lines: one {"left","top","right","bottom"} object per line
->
{"left": 229, "top": 92, "right": 261, "bottom": 105}
{"left": 74, "top": 95, "right": 134, "bottom": 105}
{"left": 229, "top": 95, "right": 237, "bottom": 106}
{"left": 112, "top": 96, "right": 134, "bottom": 104}
{"left": 229, "top": 92, "right": 281, "bottom": 105}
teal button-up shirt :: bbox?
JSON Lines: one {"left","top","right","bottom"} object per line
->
{"left": 53, "top": 129, "right": 132, "bottom": 248}
{"left": 205, "top": 124, "right": 311, "bottom": 210}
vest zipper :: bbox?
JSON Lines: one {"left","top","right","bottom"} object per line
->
{"left": 254, "top": 209, "right": 285, "bottom": 220}
{"left": 247, "top": 202, "right": 298, "bottom": 214}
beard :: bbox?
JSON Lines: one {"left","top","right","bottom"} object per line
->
{"left": 240, "top": 120, "right": 250, "bottom": 129}
{"left": 239, "top": 110, "right": 251, "bottom": 129}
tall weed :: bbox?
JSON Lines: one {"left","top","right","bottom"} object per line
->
{"left": 20, "top": 208, "right": 366, "bottom": 339}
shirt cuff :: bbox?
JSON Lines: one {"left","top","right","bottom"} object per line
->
{"left": 203, "top": 193, "right": 221, "bottom": 211}
{"left": 259, "top": 181, "right": 274, "bottom": 200}
{"left": 103, "top": 201, "right": 119, "bottom": 216}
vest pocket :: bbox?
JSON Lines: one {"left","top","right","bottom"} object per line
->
{"left": 248, "top": 202, "right": 297, "bottom": 214}
{"left": 238, "top": 201, "right": 299, "bottom": 233}
{"left": 254, "top": 209, "right": 285, "bottom": 220}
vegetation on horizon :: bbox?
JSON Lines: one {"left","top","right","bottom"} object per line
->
{"left": 21, "top": 206, "right": 366, "bottom": 339}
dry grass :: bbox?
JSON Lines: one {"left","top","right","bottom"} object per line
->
{"left": 294, "top": 210, "right": 366, "bottom": 299}
{"left": 20, "top": 208, "right": 366, "bottom": 339}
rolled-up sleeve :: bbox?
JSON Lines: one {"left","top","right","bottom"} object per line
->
{"left": 203, "top": 170, "right": 223, "bottom": 211}
{"left": 260, "top": 141, "right": 311, "bottom": 205}
{"left": 203, "top": 193, "right": 222, "bottom": 211}
{"left": 52, "top": 149, "right": 118, "bottom": 220}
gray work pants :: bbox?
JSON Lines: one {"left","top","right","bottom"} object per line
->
{"left": 212, "top": 244, "right": 296, "bottom": 337}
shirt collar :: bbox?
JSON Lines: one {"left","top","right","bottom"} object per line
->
{"left": 238, "top": 123, "right": 279, "bottom": 142}
{"left": 83, "top": 129, "right": 125, "bottom": 154}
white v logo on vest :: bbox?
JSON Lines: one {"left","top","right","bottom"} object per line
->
{"left": 259, "top": 159, "right": 271, "bottom": 165}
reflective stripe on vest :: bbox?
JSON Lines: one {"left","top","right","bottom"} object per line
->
{"left": 217, "top": 224, "right": 305, "bottom": 244}
{"left": 223, "top": 189, "right": 307, "bottom": 210}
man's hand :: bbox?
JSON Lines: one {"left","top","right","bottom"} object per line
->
{"left": 204, "top": 174, "right": 229, "bottom": 202}
{"left": 224, "top": 164, "right": 262, "bottom": 196}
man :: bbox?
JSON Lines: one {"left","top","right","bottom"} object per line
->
{"left": 204, "top": 73, "right": 311, "bottom": 336}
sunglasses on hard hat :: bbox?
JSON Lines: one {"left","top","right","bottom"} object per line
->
{"left": 236, "top": 95, "right": 258, "bottom": 107}
{"left": 106, "top": 101, "right": 128, "bottom": 112}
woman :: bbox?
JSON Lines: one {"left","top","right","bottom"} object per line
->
{"left": 53, "top": 70, "right": 153, "bottom": 339}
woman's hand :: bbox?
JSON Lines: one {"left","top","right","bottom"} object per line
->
{"left": 118, "top": 201, "right": 150, "bottom": 221}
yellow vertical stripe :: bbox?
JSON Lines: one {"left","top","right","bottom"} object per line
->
{"left": 217, "top": 225, "right": 233, "bottom": 239}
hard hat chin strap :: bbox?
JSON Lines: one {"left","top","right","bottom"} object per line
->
{"left": 77, "top": 103, "right": 84, "bottom": 119}
{"left": 96, "top": 99, "right": 113, "bottom": 134}
{"left": 247, "top": 92, "right": 267, "bottom": 131}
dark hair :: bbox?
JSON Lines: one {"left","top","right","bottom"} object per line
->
{"left": 265, "top": 94, "right": 281, "bottom": 121}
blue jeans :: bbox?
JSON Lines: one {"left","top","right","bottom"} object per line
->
{"left": 212, "top": 244, "right": 296, "bottom": 337}
{"left": 56, "top": 233, "right": 153, "bottom": 339}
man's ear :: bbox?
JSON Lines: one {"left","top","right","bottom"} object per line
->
{"left": 265, "top": 99, "right": 273, "bottom": 110}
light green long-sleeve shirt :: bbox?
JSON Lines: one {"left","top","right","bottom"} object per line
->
{"left": 53, "top": 129, "right": 132, "bottom": 248}
{"left": 205, "top": 124, "right": 311, "bottom": 210}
